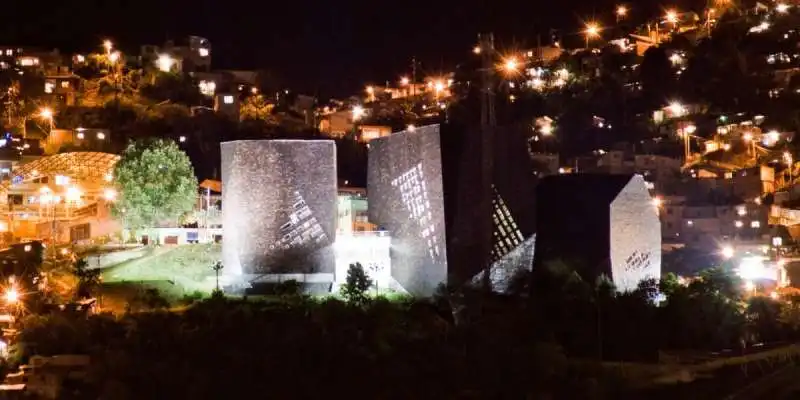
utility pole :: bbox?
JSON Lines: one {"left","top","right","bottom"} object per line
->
{"left": 478, "top": 33, "right": 496, "bottom": 288}
{"left": 411, "top": 57, "right": 418, "bottom": 97}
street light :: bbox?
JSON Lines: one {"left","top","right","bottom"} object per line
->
{"left": 103, "top": 188, "right": 117, "bottom": 201}
{"left": 108, "top": 51, "right": 120, "bottom": 64}
{"left": 38, "top": 107, "right": 53, "bottom": 121}
{"left": 616, "top": 5, "right": 628, "bottom": 21}
{"left": 776, "top": 3, "right": 790, "bottom": 13}
{"left": 4, "top": 288, "right": 18, "bottom": 304}
{"left": 584, "top": 22, "right": 601, "bottom": 48}
{"left": 400, "top": 77, "right": 410, "bottom": 86}
{"left": 502, "top": 57, "right": 519, "bottom": 75}
{"left": 473, "top": 45, "right": 481, "bottom": 55}
{"left": 721, "top": 245, "right": 735, "bottom": 259}
{"left": 103, "top": 40, "right": 113, "bottom": 54}
{"left": 352, "top": 105, "right": 365, "bottom": 121}
{"left": 666, "top": 10, "right": 679, "bottom": 30}
{"left": 156, "top": 54, "right": 174, "bottom": 72}
{"left": 652, "top": 196, "right": 663, "bottom": 207}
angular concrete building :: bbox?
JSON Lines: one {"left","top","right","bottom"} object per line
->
{"left": 221, "top": 140, "right": 337, "bottom": 281}
{"left": 367, "top": 125, "right": 448, "bottom": 296}
{"left": 534, "top": 174, "right": 661, "bottom": 291}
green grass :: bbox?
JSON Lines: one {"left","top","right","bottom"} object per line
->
{"left": 101, "top": 243, "right": 222, "bottom": 295}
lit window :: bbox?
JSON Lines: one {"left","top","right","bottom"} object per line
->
{"left": 54, "top": 175, "right": 70, "bottom": 186}
{"left": 737, "top": 206, "right": 747, "bottom": 216}
{"left": 60, "top": 81, "right": 69, "bottom": 89}
{"left": 751, "top": 221, "right": 761, "bottom": 228}
{"left": 5, "top": 50, "right": 11, "bottom": 56}
{"left": 687, "top": 220, "right": 694, "bottom": 226}
{"left": 97, "top": 132, "right": 106, "bottom": 140}
{"left": 735, "top": 220, "right": 744, "bottom": 228}
{"left": 76, "top": 132, "right": 84, "bottom": 139}
{"left": 44, "top": 82, "right": 54, "bottom": 94}
{"left": 198, "top": 48, "right": 210, "bottom": 57}
{"left": 223, "top": 95, "right": 234, "bottom": 104}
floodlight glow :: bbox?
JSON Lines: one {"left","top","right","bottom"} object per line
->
{"left": 721, "top": 245, "right": 734, "bottom": 259}
{"left": 737, "top": 256, "right": 778, "bottom": 281}
{"left": 103, "top": 188, "right": 117, "bottom": 201}
{"left": 156, "top": 54, "right": 175, "bottom": 72}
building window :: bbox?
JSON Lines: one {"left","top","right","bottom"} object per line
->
{"left": 751, "top": 221, "right": 761, "bottom": 228}
{"left": 70, "top": 223, "right": 91, "bottom": 241}
{"left": 54, "top": 175, "right": 70, "bottom": 186}
{"left": 60, "top": 81, "right": 70, "bottom": 89}
{"left": 223, "top": 95, "right": 234, "bottom": 104}
{"left": 44, "top": 82, "right": 55, "bottom": 94}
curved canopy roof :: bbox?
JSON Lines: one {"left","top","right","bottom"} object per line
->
{"left": 2, "top": 152, "right": 120, "bottom": 192}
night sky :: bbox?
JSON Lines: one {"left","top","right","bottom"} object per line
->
{"left": 3, "top": 0, "right": 702, "bottom": 97}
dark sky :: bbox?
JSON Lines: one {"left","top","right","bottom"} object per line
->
{"left": 2, "top": 0, "right": 699, "bottom": 97}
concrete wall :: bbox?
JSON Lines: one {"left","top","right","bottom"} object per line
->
{"left": 221, "top": 140, "right": 337, "bottom": 276}
{"left": 610, "top": 175, "right": 662, "bottom": 291}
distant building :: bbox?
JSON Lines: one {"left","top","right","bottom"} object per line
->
{"left": 140, "top": 35, "right": 211, "bottom": 73}
{"left": 337, "top": 187, "right": 374, "bottom": 233}
{"left": 661, "top": 196, "right": 770, "bottom": 248}
{"left": 0, "top": 152, "right": 121, "bottom": 246}
{"left": 535, "top": 174, "right": 661, "bottom": 292}
{"left": 214, "top": 93, "right": 240, "bottom": 119}
{"left": 359, "top": 125, "right": 391, "bottom": 142}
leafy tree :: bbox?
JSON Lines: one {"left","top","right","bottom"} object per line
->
{"left": 240, "top": 94, "right": 275, "bottom": 121}
{"left": 113, "top": 139, "right": 198, "bottom": 236}
{"left": 73, "top": 258, "right": 101, "bottom": 299}
{"left": 340, "top": 263, "right": 372, "bottom": 304}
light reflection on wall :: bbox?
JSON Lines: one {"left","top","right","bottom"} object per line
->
{"left": 390, "top": 163, "right": 441, "bottom": 262}
{"left": 367, "top": 125, "right": 447, "bottom": 296}
{"left": 491, "top": 185, "right": 524, "bottom": 261}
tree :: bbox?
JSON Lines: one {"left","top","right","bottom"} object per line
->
{"left": 113, "top": 139, "right": 198, "bottom": 237}
{"left": 340, "top": 263, "right": 372, "bottom": 305}
{"left": 73, "top": 259, "right": 101, "bottom": 299}
{"left": 240, "top": 94, "right": 275, "bottom": 121}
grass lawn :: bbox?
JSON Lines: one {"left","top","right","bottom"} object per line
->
{"left": 98, "top": 244, "right": 222, "bottom": 311}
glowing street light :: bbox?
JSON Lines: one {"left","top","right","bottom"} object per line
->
{"left": 4, "top": 287, "right": 18, "bottom": 304}
{"left": 616, "top": 5, "right": 628, "bottom": 20}
{"left": 108, "top": 51, "right": 120, "bottom": 64}
{"left": 776, "top": 3, "right": 790, "bottom": 13}
{"left": 668, "top": 101, "right": 685, "bottom": 117}
{"left": 103, "top": 188, "right": 117, "bottom": 201}
{"left": 539, "top": 124, "right": 554, "bottom": 136}
{"left": 400, "top": 77, "right": 410, "bottom": 86}
{"left": 502, "top": 57, "right": 519, "bottom": 74}
{"left": 666, "top": 10, "right": 679, "bottom": 27}
{"left": 38, "top": 107, "right": 53, "bottom": 121}
{"left": 103, "top": 40, "right": 113, "bottom": 54}
{"left": 721, "top": 245, "right": 735, "bottom": 259}
{"left": 156, "top": 54, "right": 174, "bottom": 72}
{"left": 652, "top": 196, "right": 663, "bottom": 207}
{"left": 473, "top": 45, "right": 481, "bottom": 55}
{"left": 584, "top": 22, "right": 601, "bottom": 48}
{"left": 352, "top": 105, "right": 365, "bottom": 121}
{"left": 768, "top": 130, "right": 780, "bottom": 143}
